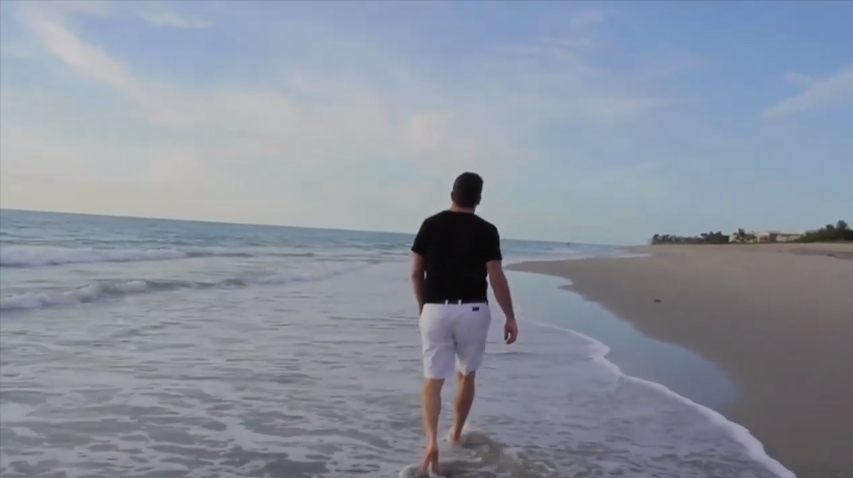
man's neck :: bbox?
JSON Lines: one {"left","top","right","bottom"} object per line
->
{"left": 449, "top": 204, "right": 476, "bottom": 214}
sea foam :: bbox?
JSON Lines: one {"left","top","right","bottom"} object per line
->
{"left": 0, "top": 245, "right": 317, "bottom": 268}
{"left": 0, "top": 262, "right": 373, "bottom": 311}
{"left": 529, "top": 321, "right": 795, "bottom": 478}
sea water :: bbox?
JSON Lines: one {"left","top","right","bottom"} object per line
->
{"left": 0, "top": 210, "right": 793, "bottom": 478}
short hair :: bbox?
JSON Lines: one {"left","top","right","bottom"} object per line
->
{"left": 452, "top": 172, "right": 484, "bottom": 208}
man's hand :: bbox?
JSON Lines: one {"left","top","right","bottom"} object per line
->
{"left": 504, "top": 318, "right": 518, "bottom": 345}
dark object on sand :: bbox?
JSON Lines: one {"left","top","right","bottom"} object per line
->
{"left": 654, "top": 298, "right": 662, "bottom": 303}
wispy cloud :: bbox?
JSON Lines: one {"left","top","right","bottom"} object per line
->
{"left": 22, "top": 7, "right": 136, "bottom": 91}
{"left": 11, "top": 1, "right": 799, "bottom": 241}
{"left": 134, "top": 7, "right": 212, "bottom": 29}
{"left": 10, "top": 1, "right": 515, "bottom": 209}
{"left": 570, "top": 10, "right": 611, "bottom": 29}
{"left": 493, "top": 35, "right": 672, "bottom": 122}
{"left": 17, "top": 0, "right": 666, "bottom": 175}
{"left": 786, "top": 71, "right": 813, "bottom": 86}
{"left": 762, "top": 67, "right": 853, "bottom": 119}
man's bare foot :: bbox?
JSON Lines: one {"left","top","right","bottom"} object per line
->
{"left": 421, "top": 444, "right": 439, "bottom": 474}
{"left": 448, "top": 427, "right": 464, "bottom": 444}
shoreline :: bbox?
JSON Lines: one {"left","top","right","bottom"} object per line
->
{"left": 507, "top": 243, "right": 853, "bottom": 478}
{"left": 506, "top": 269, "right": 793, "bottom": 478}
{"left": 506, "top": 268, "right": 739, "bottom": 412}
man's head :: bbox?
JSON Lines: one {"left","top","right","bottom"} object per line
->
{"left": 451, "top": 172, "right": 484, "bottom": 209}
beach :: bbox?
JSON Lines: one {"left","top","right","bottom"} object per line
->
{"left": 1, "top": 210, "right": 797, "bottom": 478}
{"left": 508, "top": 243, "right": 853, "bottom": 478}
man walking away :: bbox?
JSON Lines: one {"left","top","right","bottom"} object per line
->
{"left": 409, "top": 171, "right": 519, "bottom": 474}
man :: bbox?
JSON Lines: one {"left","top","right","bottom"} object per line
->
{"left": 409, "top": 171, "right": 519, "bottom": 473}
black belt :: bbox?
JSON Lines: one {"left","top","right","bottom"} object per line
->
{"left": 426, "top": 298, "right": 488, "bottom": 304}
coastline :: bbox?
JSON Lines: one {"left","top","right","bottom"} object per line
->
{"left": 505, "top": 268, "right": 739, "bottom": 412}
{"left": 507, "top": 243, "right": 853, "bottom": 478}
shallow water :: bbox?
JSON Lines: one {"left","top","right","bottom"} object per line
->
{"left": 508, "top": 270, "right": 738, "bottom": 412}
{"left": 0, "top": 210, "right": 793, "bottom": 477}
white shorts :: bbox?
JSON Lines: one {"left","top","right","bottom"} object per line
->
{"left": 418, "top": 302, "right": 492, "bottom": 379}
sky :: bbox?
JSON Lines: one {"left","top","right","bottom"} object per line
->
{"left": 1, "top": 1, "right": 851, "bottom": 245}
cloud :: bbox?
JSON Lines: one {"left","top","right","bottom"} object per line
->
{"left": 583, "top": 97, "right": 674, "bottom": 121}
{"left": 35, "top": 0, "right": 109, "bottom": 17}
{"left": 20, "top": 3, "right": 136, "bottom": 91}
{"left": 546, "top": 38, "right": 595, "bottom": 50}
{"left": 134, "top": 7, "right": 212, "bottom": 29}
{"left": 570, "top": 10, "right": 610, "bottom": 29}
{"left": 8, "top": 10, "right": 509, "bottom": 208}
{"left": 762, "top": 67, "right": 853, "bottom": 119}
{"left": 405, "top": 111, "right": 454, "bottom": 150}
{"left": 17, "top": 1, "right": 665, "bottom": 172}
{"left": 3, "top": 1, "right": 687, "bottom": 240}
{"left": 493, "top": 36, "right": 673, "bottom": 122}
{"left": 786, "top": 71, "right": 813, "bottom": 86}
{"left": 15, "top": 6, "right": 394, "bottom": 159}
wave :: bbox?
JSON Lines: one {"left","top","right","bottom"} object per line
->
{"left": 0, "top": 262, "right": 371, "bottom": 312}
{"left": 503, "top": 248, "right": 650, "bottom": 267}
{"left": 0, "top": 245, "right": 316, "bottom": 268}
{"left": 526, "top": 320, "right": 795, "bottom": 478}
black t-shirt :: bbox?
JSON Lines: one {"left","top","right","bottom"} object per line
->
{"left": 411, "top": 210, "right": 502, "bottom": 303}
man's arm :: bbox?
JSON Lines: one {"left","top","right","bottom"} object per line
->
{"left": 487, "top": 260, "right": 515, "bottom": 322}
{"left": 410, "top": 220, "right": 429, "bottom": 315}
{"left": 484, "top": 225, "right": 517, "bottom": 343}
{"left": 411, "top": 252, "right": 426, "bottom": 315}
{"left": 487, "top": 260, "right": 518, "bottom": 344}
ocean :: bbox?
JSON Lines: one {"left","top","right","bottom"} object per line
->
{"left": 0, "top": 209, "right": 793, "bottom": 478}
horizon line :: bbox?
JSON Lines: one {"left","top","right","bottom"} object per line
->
{"left": 0, "top": 207, "right": 594, "bottom": 246}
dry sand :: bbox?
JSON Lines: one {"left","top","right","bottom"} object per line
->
{"left": 508, "top": 243, "right": 853, "bottom": 478}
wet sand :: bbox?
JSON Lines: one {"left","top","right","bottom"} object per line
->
{"left": 508, "top": 243, "right": 853, "bottom": 478}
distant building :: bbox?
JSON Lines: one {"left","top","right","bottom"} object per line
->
{"left": 755, "top": 231, "right": 803, "bottom": 243}
{"left": 730, "top": 231, "right": 759, "bottom": 243}
{"left": 756, "top": 231, "right": 776, "bottom": 243}
{"left": 775, "top": 232, "right": 803, "bottom": 242}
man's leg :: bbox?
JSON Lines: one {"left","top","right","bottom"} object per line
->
{"left": 421, "top": 378, "right": 444, "bottom": 470}
{"left": 418, "top": 304, "right": 455, "bottom": 472}
{"left": 451, "top": 371, "right": 475, "bottom": 442}
{"left": 450, "top": 303, "right": 491, "bottom": 443}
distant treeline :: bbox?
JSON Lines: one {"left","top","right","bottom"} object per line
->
{"left": 650, "top": 231, "right": 730, "bottom": 245}
{"left": 649, "top": 220, "right": 851, "bottom": 245}
{"left": 797, "top": 220, "right": 852, "bottom": 243}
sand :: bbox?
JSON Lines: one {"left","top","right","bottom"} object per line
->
{"left": 508, "top": 243, "right": 853, "bottom": 478}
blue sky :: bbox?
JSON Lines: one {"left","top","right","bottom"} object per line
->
{"left": 1, "top": 1, "right": 851, "bottom": 244}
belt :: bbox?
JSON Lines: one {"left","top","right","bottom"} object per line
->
{"left": 426, "top": 298, "right": 488, "bottom": 304}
